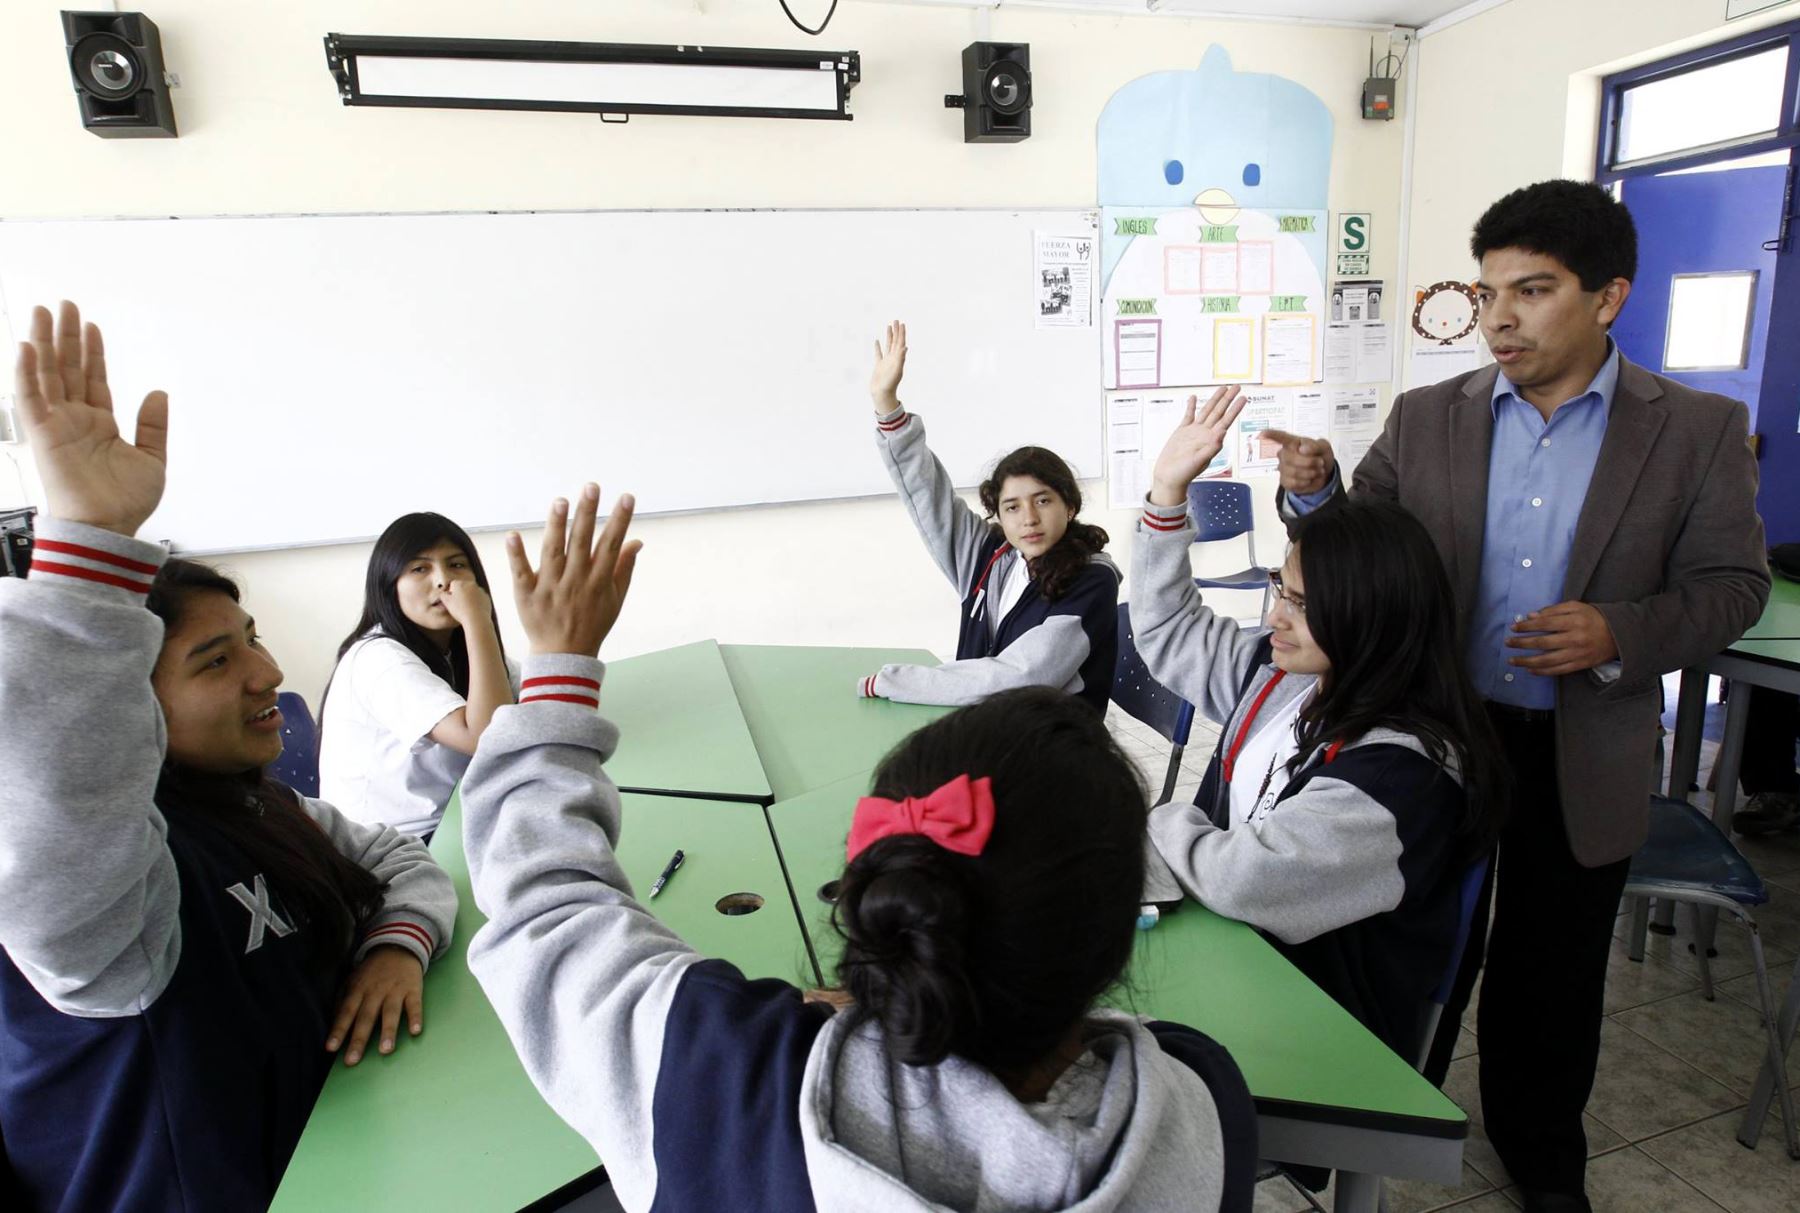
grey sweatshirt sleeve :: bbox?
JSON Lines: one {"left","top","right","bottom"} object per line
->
{"left": 299, "top": 797, "right": 457, "bottom": 972}
{"left": 873, "top": 407, "right": 993, "bottom": 593}
{"left": 460, "top": 654, "right": 703, "bottom": 1213}
{"left": 0, "top": 519, "right": 181, "bottom": 1017}
{"left": 872, "top": 613, "right": 1091, "bottom": 706}
{"left": 1129, "top": 499, "right": 1270, "bottom": 727}
{"left": 1146, "top": 778, "right": 1406, "bottom": 945}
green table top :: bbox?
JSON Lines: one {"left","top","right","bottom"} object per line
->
{"left": 1739, "top": 576, "right": 1800, "bottom": 643}
{"left": 719, "top": 644, "right": 951, "bottom": 802}
{"left": 599, "top": 639, "right": 773, "bottom": 803}
{"left": 767, "top": 771, "right": 1467, "bottom": 1138}
{"left": 271, "top": 787, "right": 809, "bottom": 1212}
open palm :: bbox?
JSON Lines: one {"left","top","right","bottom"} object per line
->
{"left": 14, "top": 301, "right": 168, "bottom": 537}
{"left": 869, "top": 320, "right": 907, "bottom": 412}
{"left": 1151, "top": 386, "right": 1246, "bottom": 500}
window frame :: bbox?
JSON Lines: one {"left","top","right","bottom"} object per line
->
{"left": 1597, "top": 18, "right": 1800, "bottom": 183}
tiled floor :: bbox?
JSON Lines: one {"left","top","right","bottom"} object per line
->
{"left": 1105, "top": 687, "right": 1800, "bottom": 1213}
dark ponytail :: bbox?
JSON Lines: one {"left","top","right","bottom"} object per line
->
{"left": 978, "top": 447, "right": 1109, "bottom": 602}
{"left": 832, "top": 687, "right": 1146, "bottom": 1075}
{"left": 149, "top": 560, "right": 387, "bottom": 980}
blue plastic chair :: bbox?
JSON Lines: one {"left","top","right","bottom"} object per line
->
{"left": 268, "top": 691, "right": 321, "bottom": 799}
{"left": 1111, "top": 603, "right": 1197, "bottom": 804}
{"left": 1187, "top": 481, "right": 1272, "bottom": 616}
{"left": 1413, "top": 856, "right": 1490, "bottom": 1071}
{"left": 1623, "top": 796, "right": 1795, "bottom": 1157}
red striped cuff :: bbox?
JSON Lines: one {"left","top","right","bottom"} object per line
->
{"left": 857, "top": 674, "right": 880, "bottom": 699}
{"left": 364, "top": 920, "right": 433, "bottom": 954}
{"left": 1141, "top": 506, "right": 1188, "bottom": 533}
{"left": 875, "top": 409, "right": 910, "bottom": 433}
{"left": 29, "top": 538, "right": 160, "bottom": 594}
{"left": 520, "top": 674, "right": 601, "bottom": 709}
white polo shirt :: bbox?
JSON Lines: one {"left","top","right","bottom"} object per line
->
{"left": 318, "top": 631, "right": 517, "bottom": 837}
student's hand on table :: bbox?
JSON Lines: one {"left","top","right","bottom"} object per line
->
{"left": 869, "top": 319, "right": 907, "bottom": 416}
{"left": 1263, "top": 429, "right": 1337, "bottom": 497}
{"left": 439, "top": 578, "right": 494, "bottom": 632}
{"left": 1148, "top": 385, "right": 1245, "bottom": 507}
{"left": 328, "top": 945, "right": 425, "bottom": 1066}
{"left": 1506, "top": 602, "right": 1620, "bottom": 676}
{"left": 12, "top": 300, "right": 168, "bottom": 538}
{"left": 508, "top": 483, "right": 642, "bottom": 658}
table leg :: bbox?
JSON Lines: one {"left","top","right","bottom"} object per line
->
{"left": 1668, "top": 667, "right": 1708, "bottom": 800}
{"left": 1692, "top": 692, "right": 1754, "bottom": 956}
{"left": 1712, "top": 685, "right": 1751, "bottom": 835}
{"left": 1333, "top": 1171, "right": 1381, "bottom": 1213}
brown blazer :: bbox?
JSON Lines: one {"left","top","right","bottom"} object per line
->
{"left": 1305, "top": 357, "right": 1769, "bottom": 866}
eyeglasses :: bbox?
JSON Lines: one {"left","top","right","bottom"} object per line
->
{"left": 1268, "top": 571, "right": 1307, "bottom": 617}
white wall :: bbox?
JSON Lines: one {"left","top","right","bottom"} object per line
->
{"left": 1, "top": 0, "right": 1403, "bottom": 702}
{"left": 1406, "top": 0, "right": 1800, "bottom": 315}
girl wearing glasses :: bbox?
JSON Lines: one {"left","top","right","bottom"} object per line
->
{"left": 1130, "top": 387, "right": 1504, "bottom": 1059}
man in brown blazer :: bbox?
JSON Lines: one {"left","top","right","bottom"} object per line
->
{"left": 1272, "top": 180, "right": 1768, "bottom": 1211}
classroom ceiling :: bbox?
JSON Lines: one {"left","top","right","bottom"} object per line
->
{"left": 906, "top": 1, "right": 1487, "bottom": 29}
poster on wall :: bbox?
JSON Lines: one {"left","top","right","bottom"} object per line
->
{"left": 1033, "top": 231, "right": 1095, "bottom": 329}
{"left": 1099, "top": 205, "right": 1329, "bottom": 389}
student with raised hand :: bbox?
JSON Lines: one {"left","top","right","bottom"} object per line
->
{"left": 320, "top": 511, "right": 516, "bottom": 840}
{"left": 857, "top": 320, "right": 1120, "bottom": 711}
{"left": 0, "top": 302, "right": 455, "bottom": 1213}
{"left": 1133, "top": 386, "right": 1505, "bottom": 1059}
{"left": 459, "top": 487, "right": 1257, "bottom": 1212}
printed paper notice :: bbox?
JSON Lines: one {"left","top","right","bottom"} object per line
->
{"left": 1108, "top": 389, "right": 1231, "bottom": 509}
{"left": 1263, "top": 314, "right": 1317, "bottom": 386}
{"left": 1115, "top": 319, "right": 1162, "bottom": 388}
{"left": 1329, "top": 386, "right": 1381, "bottom": 470}
{"left": 1325, "top": 320, "right": 1393, "bottom": 383}
{"left": 1035, "top": 232, "right": 1094, "bottom": 328}
{"left": 1233, "top": 389, "right": 1297, "bottom": 473}
{"left": 1212, "top": 317, "right": 1256, "bottom": 380}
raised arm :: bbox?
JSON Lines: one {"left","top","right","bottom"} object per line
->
{"left": 868, "top": 321, "right": 993, "bottom": 592}
{"left": 1129, "top": 387, "right": 1268, "bottom": 724}
{"left": 462, "top": 485, "right": 704, "bottom": 1209}
{"left": 0, "top": 301, "right": 182, "bottom": 1016}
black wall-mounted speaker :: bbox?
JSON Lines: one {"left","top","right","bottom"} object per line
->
{"left": 946, "top": 42, "right": 1030, "bottom": 144}
{"left": 62, "top": 11, "right": 178, "bottom": 137}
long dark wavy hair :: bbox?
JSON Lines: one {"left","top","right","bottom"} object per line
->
{"left": 324, "top": 512, "right": 504, "bottom": 724}
{"left": 831, "top": 687, "right": 1147, "bottom": 1077}
{"left": 1287, "top": 500, "right": 1508, "bottom": 855}
{"left": 148, "top": 560, "right": 387, "bottom": 979}
{"left": 977, "top": 447, "right": 1109, "bottom": 601}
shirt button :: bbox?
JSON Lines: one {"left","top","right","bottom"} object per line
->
{"left": 1532, "top": 497, "right": 1543, "bottom": 507}
{"left": 1504, "top": 673, "right": 1515, "bottom": 683}
{"left": 1522, "top": 558, "right": 1533, "bottom": 568}
{"left": 1540, "top": 438, "right": 1551, "bottom": 447}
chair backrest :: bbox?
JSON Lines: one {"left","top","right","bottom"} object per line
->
{"left": 1413, "top": 855, "right": 1490, "bottom": 1071}
{"left": 1111, "top": 603, "right": 1195, "bottom": 745}
{"left": 1432, "top": 856, "right": 1490, "bottom": 1006}
{"left": 1186, "top": 480, "right": 1255, "bottom": 544}
{"left": 1624, "top": 795, "right": 1769, "bottom": 907}
{"left": 268, "top": 691, "right": 321, "bottom": 799}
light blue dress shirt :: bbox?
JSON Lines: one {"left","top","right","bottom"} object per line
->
{"left": 1289, "top": 343, "right": 1619, "bottom": 709}
{"left": 1472, "top": 346, "right": 1617, "bottom": 708}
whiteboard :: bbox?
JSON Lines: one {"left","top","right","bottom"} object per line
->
{"left": 0, "top": 209, "right": 1101, "bottom": 552}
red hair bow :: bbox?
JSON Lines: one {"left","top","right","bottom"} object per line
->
{"left": 846, "top": 774, "right": 997, "bottom": 863}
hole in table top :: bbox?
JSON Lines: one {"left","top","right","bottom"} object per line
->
{"left": 818, "top": 879, "right": 842, "bottom": 904}
{"left": 715, "top": 892, "right": 765, "bottom": 916}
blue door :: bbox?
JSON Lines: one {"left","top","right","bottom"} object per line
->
{"left": 1613, "top": 159, "right": 1799, "bottom": 543}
